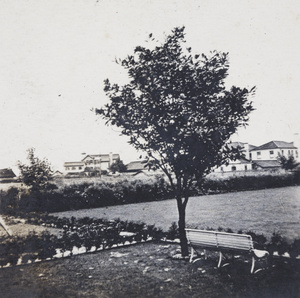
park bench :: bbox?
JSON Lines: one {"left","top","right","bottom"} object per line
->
{"left": 185, "top": 228, "right": 269, "bottom": 274}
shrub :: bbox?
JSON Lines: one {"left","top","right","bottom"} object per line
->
{"left": 202, "top": 172, "right": 299, "bottom": 194}
{"left": 268, "top": 232, "right": 290, "bottom": 256}
{"left": 0, "top": 187, "right": 19, "bottom": 214}
{"left": 1, "top": 172, "right": 299, "bottom": 214}
{"left": 166, "top": 222, "right": 179, "bottom": 240}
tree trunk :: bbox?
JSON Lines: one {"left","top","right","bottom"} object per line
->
{"left": 176, "top": 196, "right": 189, "bottom": 257}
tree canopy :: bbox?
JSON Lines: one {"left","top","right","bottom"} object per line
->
{"left": 109, "top": 158, "right": 127, "bottom": 173}
{"left": 97, "top": 27, "right": 255, "bottom": 255}
{"left": 278, "top": 154, "right": 299, "bottom": 171}
{"left": 18, "top": 148, "right": 54, "bottom": 192}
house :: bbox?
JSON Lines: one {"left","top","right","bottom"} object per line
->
{"left": 214, "top": 140, "right": 299, "bottom": 173}
{"left": 125, "top": 160, "right": 148, "bottom": 173}
{"left": 63, "top": 161, "right": 85, "bottom": 173}
{"left": 64, "top": 153, "right": 120, "bottom": 174}
{"left": 81, "top": 153, "right": 120, "bottom": 172}
{"left": 214, "top": 157, "right": 253, "bottom": 173}
{"left": 249, "top": 140, "right": 299, "bottom": 171}
{"left": 52, "top": 170, "right": 64, "bottom": 178}
{"left": 214, "top": 142, "right": 254, "bottom": 173}
{"left": 252, "top": 160, "right": 283, "bottom": 171}
{"left": 250, "top": 141, "right": 298, "bottom": 161}
{"left": 0, "top": 168, "right": 16, "bottom": 181}
{"left": 227, "top": 142, "right": 256, "bottom": 160}
{"left": 125, "top": 160, "right": 167, "bottom": 180}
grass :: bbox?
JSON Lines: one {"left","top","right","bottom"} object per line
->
{"left": 0, "top": 242, "right": 299, "bottom": 298}
{"left": 52, "top": 186, "right": 300, "bottom": 241}
{"left": 1, "top": 186, "right": 300, "bottom": 297}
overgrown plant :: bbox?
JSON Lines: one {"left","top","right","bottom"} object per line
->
{"left": 97, "top": 27, "right": 255, "bottom": 256}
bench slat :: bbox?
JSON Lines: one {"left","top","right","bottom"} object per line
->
{"left": 186, "top": 229, "right": 254, "bottom": 252}
{"left": 186, "top": 228, "right": 268, "bottom": 274}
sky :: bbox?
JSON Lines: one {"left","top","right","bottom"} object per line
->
{"left": 0, "top": 0, "right": 300, "bottom": 173}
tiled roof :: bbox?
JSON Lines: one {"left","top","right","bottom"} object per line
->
{"left": 126, "top": 160, "right": 148, "bottom": 172}
{"left": 235, "top": 157, "right": 251, "bottom": 164}
{"left": 64, "top": 162, "right": 85, "bottom": 166}
{"left": 253, "top": 160, "right": 281, "bottom": 168}
{"left": 0, "top": 168, "right": 16, "bottom": 178}
{"left": 251, "top": 141, "right": 296, "bottom": 151}
{"left": 82, "top": 154, "right": 120, "bottom": 162}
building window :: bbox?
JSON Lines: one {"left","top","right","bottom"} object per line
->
{"left": 270, "top": 150, "right": 274, "bottom": 155}
{"left": 231, "top": 166, "right": 236, "bottom": 171}
{"left": 257, "top": 152, "right": 261, "bottom": 158}
{"left": 296, "top": 150, "right": 298, "bottom": 158}
{"left": 244, "top": 165, "right": 247, "bottom": 171}
{"left": 281, "top": 150, "right": 284, "bottom": 154}
{"left": 288, "top": 150, "right": 291, "bottom": 155}
{"left": 79, "top": 167, "right": 82, "bottom": 170}
{"left": 249, "top": 153, "right": 252, "bottom": 159}
{"left": 72, "top": 167, "right": 76, "bottom": 170}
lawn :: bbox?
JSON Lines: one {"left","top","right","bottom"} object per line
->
{"left": 0, "top": 242, "right": 299, "bottom": 298}
{"left": 1, "top": 186, "right": 300, "bottom": 297}
{"left": 52, "top": 186, "right": 300, "bottom": 241}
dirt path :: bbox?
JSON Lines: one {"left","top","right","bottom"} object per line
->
{"left": 0, "top": 217, "right": 61, "bottom": 238}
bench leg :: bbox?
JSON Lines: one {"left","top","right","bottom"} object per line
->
{"left": 218, "top": 252, "right": 223, "bottom": 268}
{"left": 189, "top": 247, "right": 195, "bottom": 263}
{"left": 251, "top": 256, "right": 255, "bottom": 274}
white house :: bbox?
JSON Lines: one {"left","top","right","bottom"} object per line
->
{"left": 213, "top": 142, "right": 254, "bottom": 173}
{"left": 249, "top": 140, "right": 298, "bottom": 171}
{"left": 0, "top": 168, "right": 16, "bottom": 181}
{"left": 64, "top": 153, "right": 120, "bottom": 174}
{"left": 250, "top": 141, "right": 298, "bottom": 161}
{"left": 81, "top": 153, "right": 120, "bottom": 172}
{"left": 63, "top": 161, "right": 85, "bottom": 173}
{"left": 214, "top": 157, "right": 252, "bottom": 173}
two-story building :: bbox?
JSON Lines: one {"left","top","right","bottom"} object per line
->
{"left": 64, "top": 153, "right": 120, "bottom": 175}
{"left": 213, "top": 140, "right": 299, "bottom": 173}
{"left": 250, "top": 141, "right": 298, "bottom": 161}
{"left": 250, "top": 141, "right": 298, "bottom": 170}
{"left": 81, "top": 153, "right": 120, "bottom": 172}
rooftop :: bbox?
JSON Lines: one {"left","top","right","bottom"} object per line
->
{"left": 0, "top": 168, "right": 16, "bottom": 179}
{"left": 126, "top": 160, "right": 148, "bottom": 172}
{"left": 253, "top": 160, "right": 281, "bottom": 168}
{"left": 251, "top": 141, "right": 296, "bottom": 151}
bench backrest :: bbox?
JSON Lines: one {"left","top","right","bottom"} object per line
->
{"left": 186, "top": 229, "right": 254, "bottom": 252}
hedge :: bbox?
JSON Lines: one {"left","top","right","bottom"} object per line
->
{"left": 0, "top": 172, "right": 299, "bottom": 214}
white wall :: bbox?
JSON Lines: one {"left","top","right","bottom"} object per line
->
{"left": 251, "top": 148, "right": 298, "bottom": 161}
{"left": 214, "top": 160, "right": 252, "bottom": 173}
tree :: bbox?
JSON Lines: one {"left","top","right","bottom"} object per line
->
{"left": 96, "top": 27, "right": 255, "bottom": 256}
{"left": 109, "top": 158, "right": 127, "bottom": 173}
{"left": 278, "top": 154, "right": 299, "bottom": 171}
{"left": 18, "top": 148, "right": 54, "bottom": 192}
